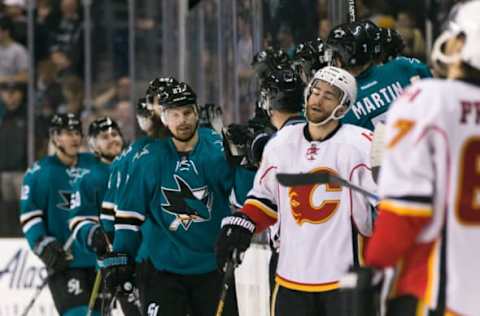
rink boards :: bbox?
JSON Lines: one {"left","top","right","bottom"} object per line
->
{"left": 0, "top": 239, "right": 271, "bottom": 316}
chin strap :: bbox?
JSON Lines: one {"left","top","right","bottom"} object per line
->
{"left": 306, "top": 97, "right": 350, "bottom": 127}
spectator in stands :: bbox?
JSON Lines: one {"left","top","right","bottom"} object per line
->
{"left": 0, "top": 81, "right": 26, "bottom": 201}
{"left": 109, "top": 100, "right": 135, "bottom": 142}
{"left": 49, "top": 44, "right": 77, "bottom": 79}
{"left": 57, "top": 75, "right": 84, "bottom": 116}
{"left": 35, "top": 0, "right": 60, "bottom": 61}
{"left": 50, "top": 0, "right": 83, "bottom": 77}
{"left": 396, "top": 11, "right": 426, "bottom": 60}
{"left": 37, "top": 59, "right": 63, "bottom": 116}
{"left": 0, "top": 17, "right": 28, "bottom": 84}
{"left": 3, "top": 0, "right": 27, "bottom": 46}
{"left": 318, "top": 18, "right": 332, "bottom": 41}
{"left": 93, "top": 76, "right": 131, "bottom": 110}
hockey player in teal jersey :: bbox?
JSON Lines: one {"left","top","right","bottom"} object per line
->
{"left": 100, "top": 81, "right": 253, "bottom": 315}
{"left": 69, "top": 117, "right": 123, "bottom": 257}
{"left": 326, "top": 21, "right": 432, "bottom": 130}
{"left": 19, "top": 113, "right": 101, "bottom": 316}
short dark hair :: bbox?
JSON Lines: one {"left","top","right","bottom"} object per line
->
{"left": 0, "top": 17, "right": 13, "bottom": 34}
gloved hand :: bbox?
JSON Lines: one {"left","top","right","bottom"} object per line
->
{"left": 34, "top": 237, "right": 70, "bottom": 272}
{"left": 88, "top": 225, "right": 110, "bottom": 257}
{"left": 247, "top": 101, "right": 274, "bottom": 134}
{"left": 247, "top": 131, "right": 272, "bottom": 167}
{"left": 222, "top": 124, "right": 253, "bottom": 167}
{"left": 216, "top": 212, "right": 256, "bottom": 270}
{"left": 198, "top": 103, "right": 224, "bottom": 133}
{"left": 99, "top": 252, "right": 135, "bottom": 295}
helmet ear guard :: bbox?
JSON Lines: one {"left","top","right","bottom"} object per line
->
{"left": 431, "top": 1, "right": 480, "bottom": 73}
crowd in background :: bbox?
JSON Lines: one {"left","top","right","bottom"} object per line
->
{"left": 0, "top": 0, "right": 461, "bottom": 236}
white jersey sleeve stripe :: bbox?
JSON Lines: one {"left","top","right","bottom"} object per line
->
{"left": 22, "top": 217, "right": 42, "bottom": 234}
{"left": 115, "top": 210, "right": 145, "bottom": 221}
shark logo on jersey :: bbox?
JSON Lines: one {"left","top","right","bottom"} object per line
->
{"left": 133, "top": 145, "right": 150, "bottom": 161}
{"left": 25, "top": 162, "right": 41, "bottom": 175}
{"left": 161, "top": 175, "right": 213, "bottom": 231}
{"left": 66, "top": 167, "right": 90, "bottom": 186}
{"left": 57, "top": 190, "right": 74, "bottom": 211}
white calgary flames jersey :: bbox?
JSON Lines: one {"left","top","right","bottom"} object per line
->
{"left": 377, "top": 79, "right": 480, "bottom": 315}
{"left": 242, "top": 123, "right": 376, "bottom": 292}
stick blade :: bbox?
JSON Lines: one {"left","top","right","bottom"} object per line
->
{"left": 276, "top": 172, "right": 331, "bottom": 187}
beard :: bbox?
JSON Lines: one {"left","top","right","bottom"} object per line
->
{"left": 306, "top": 105, "right": 330, "bottom": 124}
{"left": 170, "top": 122, "right": 198, "bottom": 143}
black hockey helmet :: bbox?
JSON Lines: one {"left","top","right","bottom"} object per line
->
{"left": 49, "top": 113, "right": 82, "bottom": 135}
{"left": 326, "top": 22, "right": 374, "bottom": 69}
{"left": 360, "top": 20, "right": 382, "bottom": 60}
{"left": 259, "top": 68, "right": 305, "bottom": 114}
{"left": 380, "top": 28, "right": 405, "bottom": 62}
{"left": 88, "top": 116, "right": 121, "bottom": 138}
{"left": 158, "top": 81, "right": 197, "bottom": 109}
{"left": 292, "top": 38, "right": 328, "bottom": 82}
{"left": 252, "top": 47, "right": 291, "bottom": 80}
{"left": 145, "top": 76, "right": 179, "bottom": 104}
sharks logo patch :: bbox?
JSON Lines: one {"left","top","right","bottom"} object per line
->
{"left": 161, "top": 175, "right": 213, "bottom": 231}
{"left": 57, "top": 190, "right": 74, "bottom": 211}
{"left": 66, "top": 167, "right": 90, "bottom": 186}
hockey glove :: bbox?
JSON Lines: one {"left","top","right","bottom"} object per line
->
{"left": 198, "top": 103, "right": 224, "bottom": 133}
{"left": 99, "top": 252, "right": 135, "bottom": 295}
{"left": 247, "top": 131, "right": 272, "bottom": 167}
{"left": 88, "top": 225, "right": 110, "bottom": 257}
{"left": 223, "top": 124, "right": 256, "bottom": 169}
{"left": 216, "top": 212, "right": 256, "bottom": 270}
{"left": 34, "top": 237, "right": 70, "bottom": 272}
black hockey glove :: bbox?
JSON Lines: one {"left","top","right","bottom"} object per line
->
{"left": 99, "top": 252, "right": 135, "bottom": 295}
{"left": 222, "top": 124, "right": 256, "bottom": 169}
{"left": 339, "top": 267, "right": 384, "bottom": 316}
{"left": 246, "top": 131, "right": 272, "bottom": 167}
{"left": 247, "top": 102, "right": 274, "bottom": 134}
{"left": 216, "top": 212, "right": 256, "bottom": 271}
{"left": 34, "top": 237, "right": 70, "bottom": 272}
{"left": 88, "top": 225, "right": 109, "bottom": 257}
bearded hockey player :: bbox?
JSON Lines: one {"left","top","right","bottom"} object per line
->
{"left": 365, "top": 1, "right": 480, "bottom": 315}
{"left": 70, "top": 117, "right": 123, "bottom": 257}
{"left": 100, "top": 81, "right": 253, "bottom": 315}
{"left": 19, "top": 113, "right": 100, "bottom": 316}
{"left": 216, "top": 66, "right": 377, "bottom": 316}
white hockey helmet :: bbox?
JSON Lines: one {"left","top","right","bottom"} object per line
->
{"left": 304, "top": 66, "right": 357, "bottom": 126}
{"left": 431, "top": 0, "right": 480, "bottom": 71}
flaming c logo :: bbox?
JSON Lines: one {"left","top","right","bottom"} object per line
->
{"left": 288, "top": 167, "right": 342, "bottom": 225}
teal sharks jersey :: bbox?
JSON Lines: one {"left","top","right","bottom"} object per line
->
{"left": 342, "top": 56, "right": 432, "bottom": 130}
{"left": 113, "top": 129, "right": 255, "bottom": 274}
{"left": 19, "top": 153, "right": 98, "bottom": 268}
{"left": 100, "top": 136, "right": 155, "bottom": 234}
{"left": 69, "top": 157, "right": 111, "bottom": 255}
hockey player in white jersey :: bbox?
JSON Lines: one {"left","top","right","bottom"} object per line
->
{"left": 216, "top": 66, "right": 377, "bottom": 315}
{"left": 365, "top": 1, "right": 480, "bottom": 315}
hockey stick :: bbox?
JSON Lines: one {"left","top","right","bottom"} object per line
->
{"left": 348, "top": 0, "right": 357, "bottom": 22}
{"left": 21, "top": 234, "right": 76, "bottom": 316}
{"left": 276, "top": 172, "right": 378, "bottom": 201}
{"left": 215, "top": 249, "right": 238, "bottom": 316}
{"left": 87, "top": 232, "right": 113, "bottom": 316}
{"left": 86, "top": 270, "right": 102, "bottom": 316}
